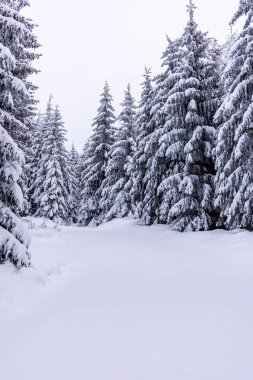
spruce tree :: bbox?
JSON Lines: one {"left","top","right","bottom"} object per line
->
{"left": 30, "top": 98, "right": 53, "bottom": 216}
{"left": 31, "top": 100, "right": 69, "bottom": 223}
{"left": 0, "top": 125, "right": 31, "bottom": 268}
{"left": 0, "top": 0, "right": 40, "bottom": 147}
{"left": 138, "top": 38, "right": 183, "bottom": 225}
{"left": 79, "top": 82, "right": 116, "bottom": 226}
{"left": 53, "top": 105, "right": 74, "bottom": 223}
{"left": 29, "top": 113, "right": 44, "bottom": 215}
{"left": 214, "top": 0, "right": 253, "bottom": 230}
{"left": 100, "top": 84, "right": 136, "bottom": 222}
{"left": 158, "top": 0, "right": 220, "bottom": 231}
{"left": 78, "top": 141, "right": 89, "bottom": 192}
{"left": 220, "top": 31, "right": 237, "bottom": 77}
{"left": 78, "top": 141, "right": 90, "bottom": 223}
{"left": 0, "top": 0, "right": 39, "bottom": 267}
{"left": 68, "top": 144, "right": 80, "bottom": 223}
{"left": 21, "top": 118, "right": 38, "bottom": 216}
{"left": 130, "top": 68, "right": 154, "bottom": 222}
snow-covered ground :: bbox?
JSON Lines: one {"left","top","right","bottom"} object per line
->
{"left": 1, "top": 218, "right": 253, "bottom": 380}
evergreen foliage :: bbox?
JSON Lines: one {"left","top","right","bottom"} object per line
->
{"left": 138, "top": 38, "right": 183, "bottom": 225}
{"left": 158, "top": 0, "right": 220, "bottom": 231}
{"left": 31, "top": 98, "right": 69, "bottom": 224}
{"left": 68, "top": 144, "right": 80, "bottom": 223}
{"left": 214, "top": 0, "right": 253, "bottom": 230}
{"left": 130, "top": 67, "right": 154, "bottom": 222}
{"left": 100, "top": 84, "right": 136, "bottom": 222}
{"left": 79, "top": 82, "right": 116, "bottom": 226}
{"left": 0, "top": 0, "right": 39, "bottom": 267}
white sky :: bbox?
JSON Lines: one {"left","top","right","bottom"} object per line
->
{"left": 24, "top": 0, "right": 241, "bottom": 151}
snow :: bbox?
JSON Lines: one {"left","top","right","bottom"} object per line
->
{"left": 1, "top": 218, "right": 253, "bottom": 380}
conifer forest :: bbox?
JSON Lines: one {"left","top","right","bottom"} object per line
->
{"left": 1, "top": 1, "right": 253, "bottom": 379}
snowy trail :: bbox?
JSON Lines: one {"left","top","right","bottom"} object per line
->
{"left": 1, "top": 219, "right": 253, "bottom": 380}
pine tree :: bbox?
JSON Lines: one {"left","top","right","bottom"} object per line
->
{"left": 21, "top": 117, "right": 38, "bottom": 216}
{"left": 78, "top": 141, "right": 90, "bottom": 222}
{"left": 158, "top": 0, "right": 220, "bottom": 231}
{"left": 100, "top": 84, "right": 136, "bottom": 222}
{"left": 68, "top": 144, "right": 80, "bottom": 223}
{"left": 214, "top": 0, "right": 253, "bottom": 230}
{"left": 53, "top": 105, "right": 74, "bottom": 223}
{"left": 29, "top": 113, "right": 44, "bottom": 214}
{"left": 130, "top": 67, "right": 154, "bottom": 222}
{"left": 30, "top": 98, "right": 53, "bottom": 215}
{"left": 79, "top": 82, "right": 116, "bottom": 226}
{"left": 31, "top": 99, "right": 69, "bottom": 223}
{"left": 0, "top": 0, "right": 40, "bottom": 148}
{"left": 138, "top": 38, "right": 183, "bottom": 225}
{"left": 220, "top": 30, "right": 237, "bottom": 77}
{"left": 78, "top": 141, "right": 89, "bottom": 191}
{"left": 0, "top": 125, "right": 31, "bottom": 268}
{"left": 0, "top": 0, "right": 39, "bottom": 267}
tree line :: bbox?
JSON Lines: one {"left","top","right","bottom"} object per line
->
{"left": 1, "top": 0, "right": 253, "bottom": 268}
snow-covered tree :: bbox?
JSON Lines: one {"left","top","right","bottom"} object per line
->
{"left": 31, "top": 99, "right": 69, "bottom": 223}
{"left": 0, "top": 0, "right": 39, "bottom": 267}
{"left": 68, "top": 144, "right": 80, "bottom": 223}
{"left": 79, "top": 82, "right": 116, "bottom": 226}
{"left": 130, "top": 67, "right": 155, "bottom": 221}
{"left": 0, "top": 125, "right": 31, "bottom": 268}
{"left": 0, "top": 0, "right": 40, "bottom": 148}
{"left": 30, "top": 98, "right": 52, "bottom": 215}
{"left": 78, "top": 141, "right": 90, "bottom": 221}
{"left": 21, "top": 117, "right": 38, "bottom": 216}
{"left": 214, "top": 0, "right": 253, "bottom": 230}
{"left": 158, "top": 0, "right": 220, "bottom": 231}
{"left": 28, "top": 113, "right": 44, "bottom": 214}
{"left": 100, "top": 84, "right": 136, "bottom": 222}
{"left": 138, "top": 38, "right": 183, "bottom": 225}
{"left": 220, "top": 30, "right": 238, "bottom": 77}
{"left": 53, "top": 105, "right": 74, "bottom": 222}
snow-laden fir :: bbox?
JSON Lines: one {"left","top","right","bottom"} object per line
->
{"left": 156, "top": 1, "right": 220, "bottom": 231}
{"left": 99, "top": 84, "right": 136, "bottom": 222}
{"left": 30, "top": 97, "right": 72, "bottom": 224}
{"left": 130, "top": 67, "right": 155, "bottom": 222}
{"left": 68, "top": 144, "right": 81, "bottom": 223}
{"left": 214, "top": 0, "right": 253, "bottom": 230}
{"left": 78, "top": 82, "right": 116, "bottom": 226}
{"left": 0, "top": 0, "right": 39, "bottom": 268}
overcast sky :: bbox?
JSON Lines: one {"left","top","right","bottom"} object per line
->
{"left": 24, "top": 0, "right": 241, "bottom": 151}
